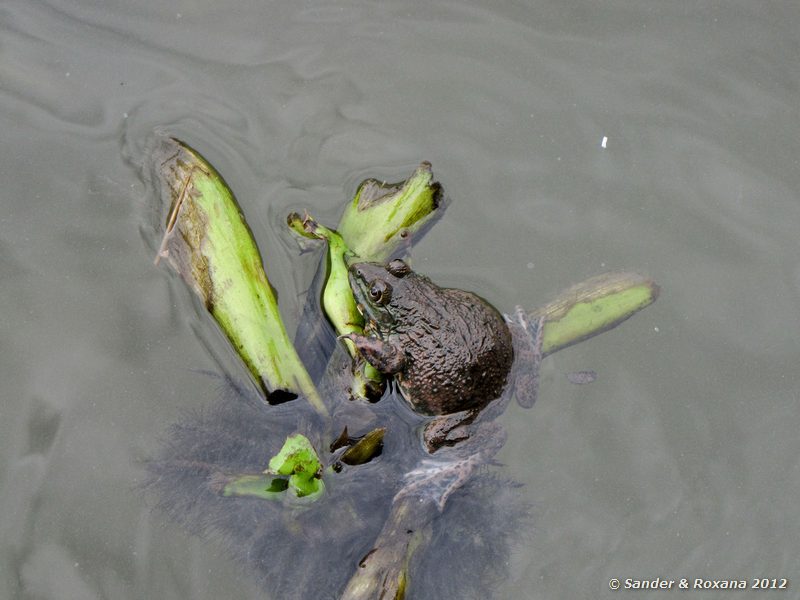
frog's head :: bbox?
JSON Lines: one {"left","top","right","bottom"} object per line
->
{"left": 348, "top": 259, "right": 414, "bottom": 333}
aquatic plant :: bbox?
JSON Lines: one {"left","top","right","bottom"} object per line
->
{"left": 146, "top": 137, "right": 658, "bottom": 598}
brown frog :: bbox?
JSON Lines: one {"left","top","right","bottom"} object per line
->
{"left": 343, "top": 259, "right": 515, "bottom": 452}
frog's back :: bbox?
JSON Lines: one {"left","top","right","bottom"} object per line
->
{"left": 396, "top": 284, "right": 513, "bottom": 415}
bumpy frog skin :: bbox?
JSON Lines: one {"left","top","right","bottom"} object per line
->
{"left": 345, "top": 260, "right": 514, "bottom": 450}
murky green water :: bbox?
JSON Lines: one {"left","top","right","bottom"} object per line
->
{"left": 2, "top": 1, "right": 799, "bottom": 598}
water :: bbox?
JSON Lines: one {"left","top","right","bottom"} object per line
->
{"left": 2, "top": 1, "right": 799, "bottom": 598}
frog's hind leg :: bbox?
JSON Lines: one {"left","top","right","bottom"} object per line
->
{"left": 507, "top": 307, "right": 545, "bottom": 409}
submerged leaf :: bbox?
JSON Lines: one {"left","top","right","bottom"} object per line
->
{"left": 533, "top": 272, "right": 660, "bottom": 356}
{"left": 219, "top": 474, "right": 288, "bottom": 500}
{"left": 566, "top": 370, "right": 598, "bottom": 384}
{"left": 339, "top": 428, "right": 386, "bottom": 466}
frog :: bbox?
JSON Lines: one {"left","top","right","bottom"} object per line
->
{"left": 342, "top": 259, "right": 516, "bottom": 453}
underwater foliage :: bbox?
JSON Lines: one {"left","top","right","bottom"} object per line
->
{"left": 145, "top": 377, "right": 530, "bottom": 599}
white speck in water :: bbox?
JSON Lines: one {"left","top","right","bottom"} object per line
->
{"left": 176, "top": 13, "right": 182, "bottom": 18}
{"left": 123, "top": 112, "right": 128, "bottom": 119}
{"left": 601, "top": 135, "right": 608, "bottom": 148}
{"left": 654, "top": 326, "right": 660, "bottom": 333}
{"left": 526, "top": 261, "right": 534, "bottom": 269}
{"left": 65, "top": 72, "right": 70, "bottom": 77}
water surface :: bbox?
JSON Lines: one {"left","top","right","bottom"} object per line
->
{"left": 2, "top": 1, "right": 799, "bottom": 598}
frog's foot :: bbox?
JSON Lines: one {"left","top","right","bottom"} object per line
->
{"left": 339, "top": 333, "right": 405, "bottom": 374}
{"left": 506, "top": 307, "right": 545, "bottom": 409}
{"left": 422, "top": 410, "right": 478, "bottom": 453}
{"left": 397, "top": 421, "right": 507, "bottom": 511}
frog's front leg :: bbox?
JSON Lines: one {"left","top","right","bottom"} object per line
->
{"left": 422, "top": 409, "right": 480, "bottom": 453}
{"left": 341, "top": 333, "right": 406, "bottom": 374}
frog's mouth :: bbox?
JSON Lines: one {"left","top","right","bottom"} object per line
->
{"left": 354, "top": 301, "right": 379, "bottom": 334}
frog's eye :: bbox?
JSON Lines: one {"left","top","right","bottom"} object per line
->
{"left": 386, "top": 259, "right": 410, "bottom": 278}
{"left": 368, "top": 280, "right": 392, "bottom": 305}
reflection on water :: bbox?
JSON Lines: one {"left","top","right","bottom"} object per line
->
{"left": 145, "top": 373, "right": 529, "bottom": 599}
{"left": 2, "top": 0, "right": 800, "bottom": 598}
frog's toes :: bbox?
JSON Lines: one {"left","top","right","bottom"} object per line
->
{"left": 507, "top": 307, "right": 545, "bottom": 409}
{"left": 340, "top": 333, "right": 405, "bottom": 374}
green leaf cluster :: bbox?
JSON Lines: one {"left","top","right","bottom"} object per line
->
{"left": 266, "top": 433, "right": 325, "bottom": 499}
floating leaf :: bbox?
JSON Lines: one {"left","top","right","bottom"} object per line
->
{"left": 153, "top": 137, "right": 325, "bottom": 415}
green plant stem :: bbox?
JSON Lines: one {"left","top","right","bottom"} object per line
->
{"left": 153, "top": 138, "right": 326, "bottom": 415}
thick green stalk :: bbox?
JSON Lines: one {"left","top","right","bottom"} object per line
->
{"left": 153, "top": 138, "right": 325, "bottom": 415}
{"left": 286, "top": 213, "right": 361, "bottom": 350}
{"left": 287, "top": 212, "right": 385, "bottom": 399}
